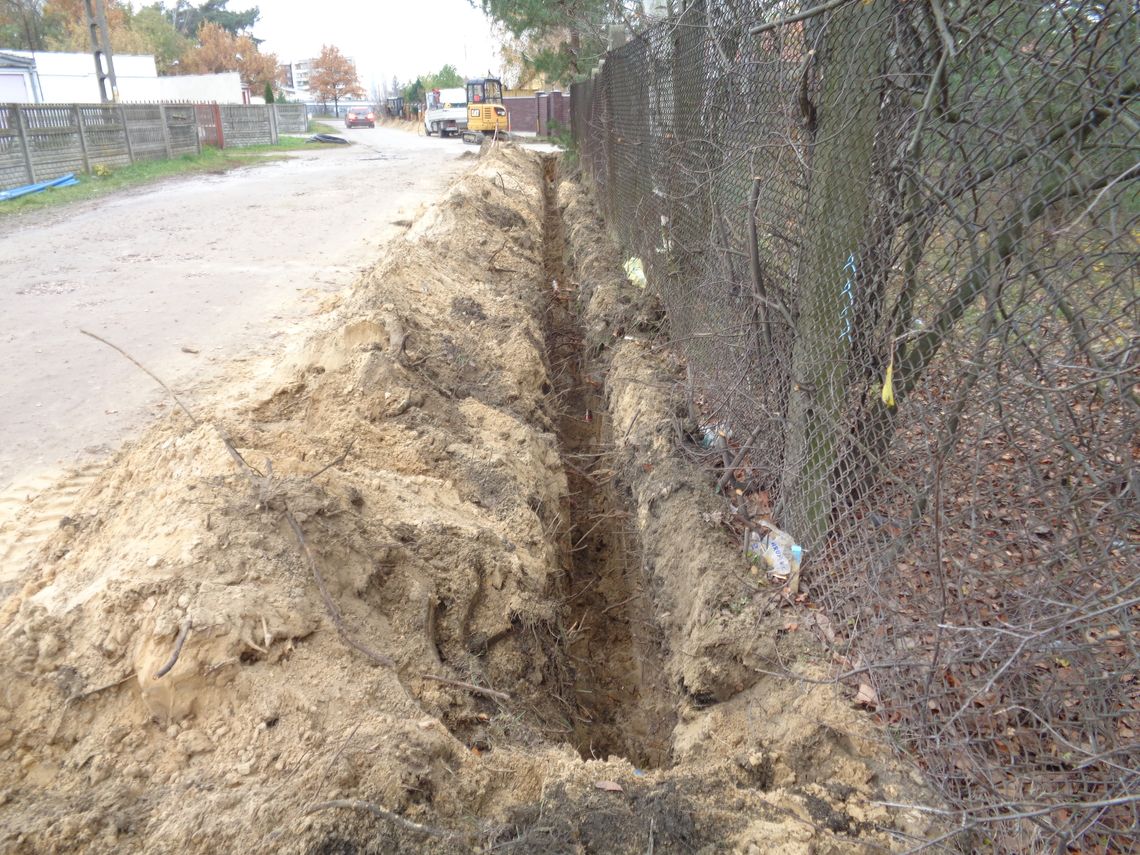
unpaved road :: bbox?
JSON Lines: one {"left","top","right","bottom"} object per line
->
{"left": 0, "top": 127, "right": 468, "bottom": 491}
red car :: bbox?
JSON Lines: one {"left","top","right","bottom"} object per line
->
{"left": 345, "top": 107, "right": 375, "bottom": 128}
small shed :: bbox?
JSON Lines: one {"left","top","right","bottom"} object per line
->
{"left": 0, "top": 52, "right": 42, "bottom": 103}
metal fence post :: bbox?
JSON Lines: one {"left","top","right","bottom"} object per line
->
{"left": 14, "top": 105, "right": 36, "bottom": 184}
{"left": 119, "top": 104, "right": 135, "bottom": 163}
{"left": 73, "top": 104, "right": 91, "bottom": 173}
{"left": 159, "top": 104, "right": 173, "bottom": 158}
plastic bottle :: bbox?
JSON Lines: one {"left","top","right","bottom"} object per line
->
{"left": 787, "top": 543, "right": 803, "bottom": 594}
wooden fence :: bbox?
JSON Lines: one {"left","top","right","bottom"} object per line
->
{"left": 271, "top": 103, "right": 307, "bottom": 134}
{"left": 0, "top": 102, "right": 309, "bottom": 191}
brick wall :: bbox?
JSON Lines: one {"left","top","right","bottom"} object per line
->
{"left": 503, "top": 96, "right": 536, "bottom": 133}
{"left": 537, "top": 92, "right": 570, "bottom": 137}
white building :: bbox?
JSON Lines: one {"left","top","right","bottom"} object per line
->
{"left": 277, "top": 55, "right": 362, "bottom": 105}
{"left": 0, "top": 50, "right": 244, "bottom": 103}
{"left": 277, "top": 58, "right": 314, "bottom": 100}
{"left": 149, "top": 70, "right": 244, "bottom": 103}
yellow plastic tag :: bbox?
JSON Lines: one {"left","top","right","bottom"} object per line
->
{"left": 881, "top": 359, "right": 896, "bottom": 408}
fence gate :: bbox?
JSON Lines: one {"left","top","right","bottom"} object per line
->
{"left": 195, "top": 104, "right": 223, "bottom": 148}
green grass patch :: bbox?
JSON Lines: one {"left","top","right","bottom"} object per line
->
{"left": 307, "top": 120, "right": 340, "bottom": 134}
{"left": 0, "top": 140, "right": 310, "bottom": 218}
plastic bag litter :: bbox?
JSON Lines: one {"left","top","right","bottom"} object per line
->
{"left": 699, "top": 422, "right": 731, "bottom": 449}
{"left": 623, "top": 257, "right": 647, "bottom": 288}
{"left": 748, "top": 524, "right": 801, "bottom": 581}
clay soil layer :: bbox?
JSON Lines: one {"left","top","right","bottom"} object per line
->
{"left": 0, "top": 145, "right": 934, "bottom": 854}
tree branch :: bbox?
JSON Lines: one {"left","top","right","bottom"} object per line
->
{"left": 80, "top": 329, "right": 199, "bottom": 426}
{"left": 896, "top": 168, "right": 1138, "bottom": 399}
{"left": 897, "top": 82, "right": 1138, "bottom": 228}
{"left": 749, "top": 0, "right": 856, "bottom": 35}
{"left": 422, "top": 674, "right": 510, "bottom": 702}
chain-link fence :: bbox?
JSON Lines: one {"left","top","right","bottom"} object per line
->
{"left": 572, "top": 1, "right": 1138, "bottom": 850}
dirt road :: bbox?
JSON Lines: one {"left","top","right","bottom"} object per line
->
{"left": 0, "top": 128, "right": 466, "bottom": 485}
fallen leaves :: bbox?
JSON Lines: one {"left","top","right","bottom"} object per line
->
{"left": 854, "top": 681, "right": 879, "bottom": 709}
{"left": 811, "top": 611, "right": 837, "bottom": 645}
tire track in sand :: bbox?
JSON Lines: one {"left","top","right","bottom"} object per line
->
{"left": 0, "top": 462, "right": 102, "bottom": 600}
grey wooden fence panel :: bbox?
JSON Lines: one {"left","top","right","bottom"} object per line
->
{"left": 273, "top": 104, "right": 308, "bottom": 133}
{"left": 1, "top": 102, "right": 295, "bottom": 191}
{"left": 22, "top": 105, "right": 86, "bottom": 181}
{"left": 0, "top": 105, "right": 32, "bottom": 188}
{"left": 220, "top": 104, "right": 276, "bottom": 146}
{"left": 163, "top": 105, "right": 199, "bottom": 156}
{"left": 78, "top": 105, "right": 132, "bottom": 168}
{"left": 121, "top": 104, "right": 167, "bottom": 161}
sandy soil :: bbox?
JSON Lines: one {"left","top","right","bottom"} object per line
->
{"left": 0, "top": 128, "right": 472, "bottom": 585}
{"left": 0, "top": 143, "right": 939, "bottom": 854}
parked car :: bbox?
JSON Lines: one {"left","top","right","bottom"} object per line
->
{"left": 345, "top": 108, "right": 375, "bottom": 128}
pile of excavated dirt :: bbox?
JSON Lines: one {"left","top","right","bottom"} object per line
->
{"left": 0, "top": 145, "right": 937, "bottom": 854}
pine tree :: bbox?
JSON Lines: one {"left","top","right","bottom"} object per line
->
{"left": 477, "top": 0, "right": 629, "bottom": 81}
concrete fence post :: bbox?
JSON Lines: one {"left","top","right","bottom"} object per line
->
{"left": 73, "top": 104, "right": 91, "bottom": 173}
{"left": 119, "top": 104, "right": 135, "bottom": 163}
{"left": 159, "top": 104, "right": 173, "bottom": 158}
{"left": 267, "top": 104, "right": 278, "bottom": 145}
{"left": 14, "top": 105, "right": 36, "bottom": 184}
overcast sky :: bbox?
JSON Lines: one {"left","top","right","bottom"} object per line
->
{"left": 251, "top": 0, "right": 502, "bottom": 93}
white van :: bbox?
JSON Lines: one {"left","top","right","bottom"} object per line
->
{"left": 424, "top": 87, "right": 468, "bottom": 137}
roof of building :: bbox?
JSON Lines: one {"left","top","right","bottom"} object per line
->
{"left": 0, "top": 51, "right": 37, "bottom": 69}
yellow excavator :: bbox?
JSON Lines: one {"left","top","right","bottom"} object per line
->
{"left": 462, "top": 77, "right": 510, "bottom": 143}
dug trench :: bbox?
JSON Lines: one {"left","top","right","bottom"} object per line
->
{"left": 538, "top": 155, "right": 675, "bottom": 769}
{"left": 0, "top": 145, "right": 936, "bottom": 854}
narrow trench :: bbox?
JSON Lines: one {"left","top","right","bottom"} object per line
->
{"left": 539, "top": 155, "right": 676, "bottom": 769}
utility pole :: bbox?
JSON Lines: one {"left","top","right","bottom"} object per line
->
{"left": 83, "top": 0, "right": 118, "bottom": 102}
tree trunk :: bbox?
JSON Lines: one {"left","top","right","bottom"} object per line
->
{"left": 664, "top": 0, "right": 710, "bottom": 305}
{"left": 569, "top": 27, "right": 581, "bottom": 77}
{"left": 777, "top": 0, "right": 891, "bottom": 551}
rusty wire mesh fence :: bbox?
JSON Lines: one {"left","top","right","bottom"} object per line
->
{"left": 572, "top": 1, "right": 1138, "bottom": 850}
